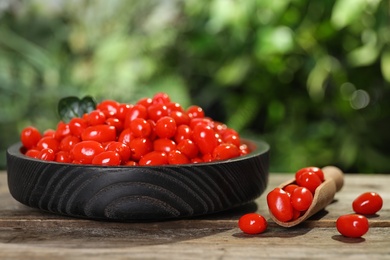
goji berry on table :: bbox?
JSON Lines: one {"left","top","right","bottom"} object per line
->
{"left": 336, "top": 214, "right": 369, "bottom": 238}
{"left": 352, "top": 192, "right": 383, "bottom": 215}
{"left": 238, "top": 213, "right": 268, "bottom": 235}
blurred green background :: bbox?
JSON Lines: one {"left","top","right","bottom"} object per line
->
{"left": 1, "top": 0, "right": 389, "bottom": 173}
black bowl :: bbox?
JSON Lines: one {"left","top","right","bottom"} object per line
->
{"left": 6, "top": 139, "right": 269, "bottom": 221}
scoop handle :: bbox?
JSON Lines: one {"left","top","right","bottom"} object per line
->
{"left": 322, "top": 166, "right": 344, "bottom": 192}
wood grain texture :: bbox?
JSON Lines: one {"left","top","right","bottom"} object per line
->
{"left": 0, "top": 172, "right": 389, "bottom": 259}
{"left": 6, "top": 140, "right": 269, "bottom": 221}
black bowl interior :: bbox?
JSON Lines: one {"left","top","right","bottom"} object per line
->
{"left": 6, "top": 139, "right": 269, "bottom": 221}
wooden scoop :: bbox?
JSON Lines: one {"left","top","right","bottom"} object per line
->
{"left": 269, "top": 166, "right": 344, "bottom": 227}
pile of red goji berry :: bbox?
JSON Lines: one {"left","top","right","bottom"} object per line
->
{"left": 20, "top": 93, "right": 249, "bottom": 166}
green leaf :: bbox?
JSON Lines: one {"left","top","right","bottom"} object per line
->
{"left": 381, "top": 49, "right": 390, "bottom": 83}
{"left": 256, "top": 26, "right": 294, "bottom": 56}
{"left": 58, "top": 96, "right": 96, "bottom": 122}
{"left": 347, "top": 42, "right": 379, "bottom": 67}
{"left": 215, "top": 56, "right": 250, "bottom": 86}
{"left": 331, "top": 0, "right": 367, "bottom": 29}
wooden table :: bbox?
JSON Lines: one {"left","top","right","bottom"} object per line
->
{"left": 0, "top": 171, "right": 389, "bottom": 259}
